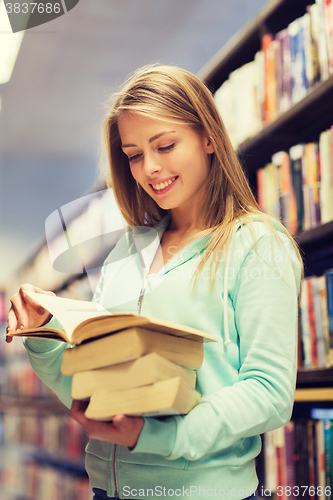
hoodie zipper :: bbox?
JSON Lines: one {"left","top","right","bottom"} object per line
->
{"left": 112, "top": 269, "right": 149, "bottom": 497}
{"left": 112, "top": 443, "right": 119, "bottom": 497}
{"left": 138, "top": 286, "right": 146, "bottom": 314}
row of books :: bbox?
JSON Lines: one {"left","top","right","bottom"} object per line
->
{"left": 263, "top": 415, "right": 333, "bottom": 500}
{"left": 299, "top": 270, "right": 333, "bottom": 369}
{"left": 0, "top": 459, "right": 92, "bottom": 500}
{"left": 0, "top": 359, "right": 55, "bottom": 398}
{"left": 214, "top": 0, "right": 333, "bottom": 149}
{"left": 256, "top": 127, "right": 333, "bottom": 233}
{"left": 1, "top": 412, "right": 88, "bottom": 459}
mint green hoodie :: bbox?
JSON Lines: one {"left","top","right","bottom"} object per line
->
{"left": 24, "top": 216, "right": 302, "bottom": 499}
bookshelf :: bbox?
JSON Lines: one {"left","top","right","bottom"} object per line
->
{"left": 0, "top": 327, "right": 92, "bottom": 500}
{"left": 198, "top": 0, "right": 333, "bottom": 494}
{"left": 0, "top": 187, "right": 126, "bottom": 499}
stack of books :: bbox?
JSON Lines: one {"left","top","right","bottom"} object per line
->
{"left": 8, "top": 292, "right": 216, "bottom": 420}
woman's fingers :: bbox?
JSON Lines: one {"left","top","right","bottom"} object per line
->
{"left": 7, "top": 284, "right": 55, "bottom": 333}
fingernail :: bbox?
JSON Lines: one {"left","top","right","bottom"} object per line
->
{"left": 20, "top": 325, "right": 24, "bottom": 330}
{"left": 38, "top": 308, "right": 45, "bottom": 315}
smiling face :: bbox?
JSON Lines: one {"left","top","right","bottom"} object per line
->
{"left": 118, "top": 113, "right": 214, "bottom": 216}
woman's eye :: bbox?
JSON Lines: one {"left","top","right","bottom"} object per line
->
{"left": 158, "top": 143, "right": 175, "bottom": 152}
{"left": 128, "top": 153, "right": 142, "bottom": 163}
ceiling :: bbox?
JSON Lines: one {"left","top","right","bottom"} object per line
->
{"left": 0, "top": 0, "right": 268, "bottom": 286}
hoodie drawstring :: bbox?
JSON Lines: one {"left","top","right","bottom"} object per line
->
{"left": 223, "top": 225, "right": 236, "bottom": 347}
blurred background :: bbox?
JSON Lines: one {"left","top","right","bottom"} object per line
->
{"left": 0, "top": 0, "right": 268, "bottom": 286}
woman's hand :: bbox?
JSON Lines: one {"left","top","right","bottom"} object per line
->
{"left": 69, "top": 399, "right": 144, "bottom": 448}
{"left": 6, "top": 284, "right": 56, "bottom": 342}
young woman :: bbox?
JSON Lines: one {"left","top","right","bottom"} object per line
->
{"left": 7, "top": 65, "right": 303, "bottom": 500}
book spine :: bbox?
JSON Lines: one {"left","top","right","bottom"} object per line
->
{"left": 312, "top": 277, "right": 327, "bottom": 367}
{"left": 309, "top": 3, "right": 323, "bottom": 83}
{"left": 325, "top": 270, "right": 333, "bottom": 360}
{"left": 307, "top": 278, "right": 319, "bottom": 367}
{"left": 264, "top": 430, "right": 278, "bottom": 494}
{"left": 285, "top": 422, "right": 297, "bottom": 499}
{"left": 323, "top": 0, "right": 333, "bottom": 74}
{"left": 290, "top": 145, "right": 305, "bottom": 233}
{"left": 315, "top": 420, "right": 326, "bottom": 496}
{"left": 319, "top": 130, "right": 333, "bottom": 223}
{"left": 307, "top": 420, "right": 317, "bottom": 500}
{"left": 262, "top": 33, "right": 274, "bottom": 124}
{"left": 323, "top": 419, "right": 332, "bottom": 500}
{"left": 316, "top": 0, "right": 330, "bottom": 80}
{"left": 303, "top": 12, "right": 315, "bottom": 89}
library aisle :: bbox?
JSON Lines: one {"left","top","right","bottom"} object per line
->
{"left": 2, "top": 0, "right": 333, "bottom": 499}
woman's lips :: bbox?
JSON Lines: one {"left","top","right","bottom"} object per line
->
{"left": 150, "top": 176, "right": 178, "bottom": 194}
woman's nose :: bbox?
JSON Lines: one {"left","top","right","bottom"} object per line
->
{"left": 142, "top": 153, "right": 162, "bottom": 176}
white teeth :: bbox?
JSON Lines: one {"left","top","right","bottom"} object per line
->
{"left": 152, "top": 177, "right": 176, "bottom": 191}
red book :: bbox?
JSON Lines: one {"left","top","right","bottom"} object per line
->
{"left": 262, "top": 33, "right": 274, "bottom": 124}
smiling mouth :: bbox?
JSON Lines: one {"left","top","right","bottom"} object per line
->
{"left": 150, "top": 176, "right": 178, "bottom": 192}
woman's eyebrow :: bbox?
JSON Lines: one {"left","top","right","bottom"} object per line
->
{"left": 122, "top": 131, "right": 175, "bottom": 148}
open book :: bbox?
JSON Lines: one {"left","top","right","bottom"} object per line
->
{"left": 6, "top": 291, "right": 216, "bottom": 345}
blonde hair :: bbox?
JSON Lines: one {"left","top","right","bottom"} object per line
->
{"left": 102, "top": 64, "right": 303, "bottom": 279}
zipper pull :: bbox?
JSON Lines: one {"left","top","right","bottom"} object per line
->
{"left": 138, "top": 288, "right": 145, "bottom": 314}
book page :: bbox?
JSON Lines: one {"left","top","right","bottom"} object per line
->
{"left": 25, "top": 291, "right": 111, "bottom": 340}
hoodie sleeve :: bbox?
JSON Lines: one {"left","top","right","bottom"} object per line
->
{"left": 23, "top": 322, "right": 72, "bottom": 409}
{"left": 133, "top": 229, "right": 302, "bottom": 461}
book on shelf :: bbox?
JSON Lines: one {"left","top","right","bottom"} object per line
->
{"left": 61, "top": 326, "right": 204, "bottom": 375}
{"left": 262, "top": 33, "right": 274, "bottom": 124}
{"left": 71, "top": 352, "right": 196, "bottom": 400}
{"left": 326, "top": 269, "right": 333, "bottom": 364}
{"left": 299, "top": 273, "right": 331, "bottom": 369}
{"left": 322, "top": 0, "right": 333, "bottom": 75}
{"left": 262, "top": 418, "right": 333, "bottom": 498}
{"left": 284, "top": 421, "right": 296, "bottom": 496}
{"left": 319, "top": 128, "right": 333, "bottom": 224}
{"left": 289, "top": 17, "right": 307, "bottom": 104}
{"left": 212, "top": 1, "right": 333, "bottom": 150}
{"left": 6, "top": 291, "right": 216, "bottom": 346}
{"left": 256, "top": 122, "right": 333, "bottom": 234}
{"left": 84, "top": 376, "right": 201, "bottom": 420}
{"left": 312, "top": 0, "right": 328, "bottom": 83}
{"left": 308, "top": 3, "right": 321, "bottom": 85}
{"left": 323, "top": 419, "right": 333, "bottom": 493}
{"left": 290, "top": 144, "right": 305, "bottom": 234}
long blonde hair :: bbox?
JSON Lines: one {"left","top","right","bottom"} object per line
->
{"left": 102, "top": 64, "right": 303, "bottom": 278}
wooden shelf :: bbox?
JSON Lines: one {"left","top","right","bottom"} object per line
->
{"left": 295, "top": 220, "right": 333, "bottom": 249}
{"left": 297, "top": 366, "right": 333, "bottom": 387}
{"left": 295, "top": 388, "right": 333, "bottom": 402}
{"left": 236, "top": 76, "right": 333, "bottom": 175}
{"left": 199, "top": 0, "right": 311, "bottom": 90}
{"left": 0, "top": 395, "right": 67, "bottom": 414}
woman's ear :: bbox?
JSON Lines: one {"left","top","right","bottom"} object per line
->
{"left": 205, "top": 137, "right": 215, "bottom": 155}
